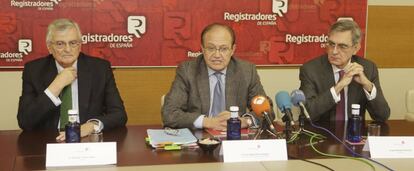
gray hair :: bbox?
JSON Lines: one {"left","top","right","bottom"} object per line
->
{"left": 329, "top": 19, "right": 361, "bottom": 45}
{"left": 46, "top": 18, "right": 82, "bottom": 44}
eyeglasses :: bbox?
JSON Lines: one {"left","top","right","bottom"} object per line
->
{"left": 325, "top": 40, "right": 354, "bottom": 51}
{"left": 50, "top": 40, "right": 81, "bottom": 49}
{"left": 164, "top": 127, "right": 180, "bottom": 136}
{"left": 203, "top": 46, "right": 231, "bottom": 54}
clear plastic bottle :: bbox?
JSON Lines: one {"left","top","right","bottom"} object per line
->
{"left": 227, "top": 106, "right": 241, "bottom": 140}
{"left": 65, "top": 109, "right": 80, "bottom": 143}
{"left": 347, "top": 104, "right": 362, "bottom": 143}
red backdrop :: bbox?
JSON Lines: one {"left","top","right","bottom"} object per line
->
{"left": 0, "top": 0, "right": 367, "bottom": 68}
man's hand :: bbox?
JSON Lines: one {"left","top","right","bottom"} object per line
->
{"left": 345, "top": 62, "right": 373, "bottom": 91}
{"left": 55, "top": 122, "right": 95, "bottom": 142}
{"left": 334, "top": 62, "right": 373, "bottom": 94}
{"left": 202, "top": 111, "right": 231, "bottom": 131}
{"left": 48, "top": 67, "right": 77, "bottom": 97}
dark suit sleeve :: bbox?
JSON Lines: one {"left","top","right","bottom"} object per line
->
{"left": 364, "top": 63, "right": 390, "bottom": 122}
{"left": 162, "top": 63, "right": 201, "bottom": 128}
{"left": 93, "top": 62, "right": 128, "bottom": 130}
{"left": 247, "top": 64, "right": 266, "bottom": 107}
{"left": 299, "top": 65, "right": 336, "bottom": 121}
{"left": 245, "top": 64, "right": 275, "bottom": 119}
{"left": 17, "top": 64, "right": 58, "bottom": 130}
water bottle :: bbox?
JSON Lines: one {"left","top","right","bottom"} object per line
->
{"left": 227, "top": 106, "right": 241, "bottom": 140}
{"left": 347, "top": 104, "right": 362, "bottom": 142}
{"left": 65, "top": 109, "right": 80, "bottom": 143}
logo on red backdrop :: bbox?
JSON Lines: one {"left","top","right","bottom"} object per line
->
{"left": 0, "top": 39, "right": 32, "bottom": 63}
{"left": 272, "top": 0, "right": 288, "bottom": 17}
{"left": 81, "top": 16, "right": 146, "bottom": 49}
{"left": 224, "top": 0, "right": 288, "bottom": 26}
{"left": 10, "top": 0, "right": 61, "bottom": 10}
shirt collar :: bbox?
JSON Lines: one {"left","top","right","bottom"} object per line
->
{"left": 207, "top": 67, "right": 227, "bottom": 77}
{"left": 55, "top": 60, "right": 78, "bottom": 73}
{"left": 331, "top": 60, "right": 351, "bottom": 73}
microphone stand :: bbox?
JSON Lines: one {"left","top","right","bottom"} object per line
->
{"left": 253, "top": 113, "right": 280, "bottom": 139}
{"left": 289, "top": 107, "right": 325, "bottom": 143}
{"left": 282, "top": 114, "right": 293, "bottom": 140}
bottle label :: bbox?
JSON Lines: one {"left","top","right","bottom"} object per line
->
{"left": 227, "top": 118, "right": 241, "bottom": 140}
{"left": 65, "top": 123, "right": 81, "bottom": 143}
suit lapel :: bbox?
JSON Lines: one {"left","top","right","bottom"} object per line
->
{"left": 43, "top": 56, "right": 58, "bottom": 89}
{"left": 196, "top": 56, "right": 210, "bottom": 114}
{"left": 77, "top": 54, "right": 92, "bottom": 120}
{"left": 321, "top": 56, "right": 336, "bottom": 89}
{"left": 321, "top": 56, "right": 337, "bottom": 122}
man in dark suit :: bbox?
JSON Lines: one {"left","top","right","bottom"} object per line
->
{"left": 162, "top": 23, "right": 268, "bottom": 131}
{"left": 17, "top": 18, "right": 127, "bottom": 141}
{"left": 299, "top": 19, "right": 390, "bottom": 125}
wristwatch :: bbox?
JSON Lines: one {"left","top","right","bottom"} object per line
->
{"left": 87, "top": 119, "right": 103, "bottom": 133}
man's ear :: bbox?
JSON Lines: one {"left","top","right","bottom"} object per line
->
{"left": 46, "top": 43, "right": 52, "bottom": 54}
{"left": 353, "top": 42, "right": 361, "bottom": 55}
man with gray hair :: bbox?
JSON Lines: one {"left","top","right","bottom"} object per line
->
{"left": 299, "top": 19, "right": 390, "bottom": 126}
{"left": 17, "top": 18, "right": 127, "bottom": 141}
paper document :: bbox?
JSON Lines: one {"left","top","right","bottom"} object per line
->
{"left": 147, "top": 128, "right": 197, "bottom": 148}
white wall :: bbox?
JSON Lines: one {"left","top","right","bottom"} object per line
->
{"left": 0, "top": 72, "right": 22, "bottom": 130}
{"left": 1, "top": 68, "right": 413, "bottom": 130}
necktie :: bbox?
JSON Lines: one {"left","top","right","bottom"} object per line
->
{"left": 60, "top": 85, "right": 72, "bottom": 128}
{"left": 211, "top": 72, "right": 225, "bottom": 117}
{"left": 336, "top": 70, "right": 345, "bottom": 121}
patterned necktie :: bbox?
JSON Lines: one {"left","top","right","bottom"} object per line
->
{"left": 336, "top": 70, "right": 345, "bottom": 121}
{"left": 211, "top": 72, "right": 225, "bottom": 117}
{"left": 60, "top": 85, "right": 72, "bottom": 128}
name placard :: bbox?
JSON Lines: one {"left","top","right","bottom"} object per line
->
{"left": 46, "top": 142, "right": 117, "bottom": 168}
{"left": 222, "top": 139, "right": 287, "bottom": 163}
{"left": 368, "top": 136, "right": 414, "bottom": 158}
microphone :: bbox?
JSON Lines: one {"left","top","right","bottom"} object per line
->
{"left": 290, "top": 89, "right": 311, "bottom": 120}
{"left": 275, "top": 91, "right": 295, "bottom": 126}
{"left": 251, "top": 95, "right": 276, "bottom": 133}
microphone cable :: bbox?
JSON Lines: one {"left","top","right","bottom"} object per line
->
{"left": 309, "top": 134, "right": 376, "bottom": 171}
{"left": 288, "top": 155, "right": 334, "bottom": 171}
{"left": 308, "top": 121, "right": 394, "bottom": 171}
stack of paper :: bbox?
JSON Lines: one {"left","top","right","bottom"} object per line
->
{"left": 147, "top": 128, "right": 198, "bottom": 148}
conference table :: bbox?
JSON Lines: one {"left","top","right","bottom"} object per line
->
{"left": 1, "top": 120, "right": 413, "bottom": 171}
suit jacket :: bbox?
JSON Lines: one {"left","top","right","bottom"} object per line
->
{"left": 162, "top": 55, "right": 268, "bottom": 128}
{"left": 17, "top": 53, "right": 127, "bottom": 131}
{"left": 299, "top": 54, "right": 390, "bottom": 124}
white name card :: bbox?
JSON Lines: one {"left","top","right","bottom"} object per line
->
{"left": 368, "top": 136, "right": 414, "bottom": 158}
{"left": 46, "top": 142, "right": 117, "bottom": 168}
{"left": 222, "top": 139, "right": 287, "bottom": 163}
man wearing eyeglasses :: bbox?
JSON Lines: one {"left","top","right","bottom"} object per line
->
{"left": 299, "top": 19, "right": 390, "bottom": 125}
{"left": 17, "top": 18, "right": 127, "bottom": 141}
{"left": 162, "top": 23, "right": 270, "bottom": 131}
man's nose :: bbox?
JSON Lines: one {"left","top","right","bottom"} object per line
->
{"left": 63, "top": 43, "right": 71, "bottom": 52}
{"left": 332, "top": 45, "right": 339, "bottom": 54}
